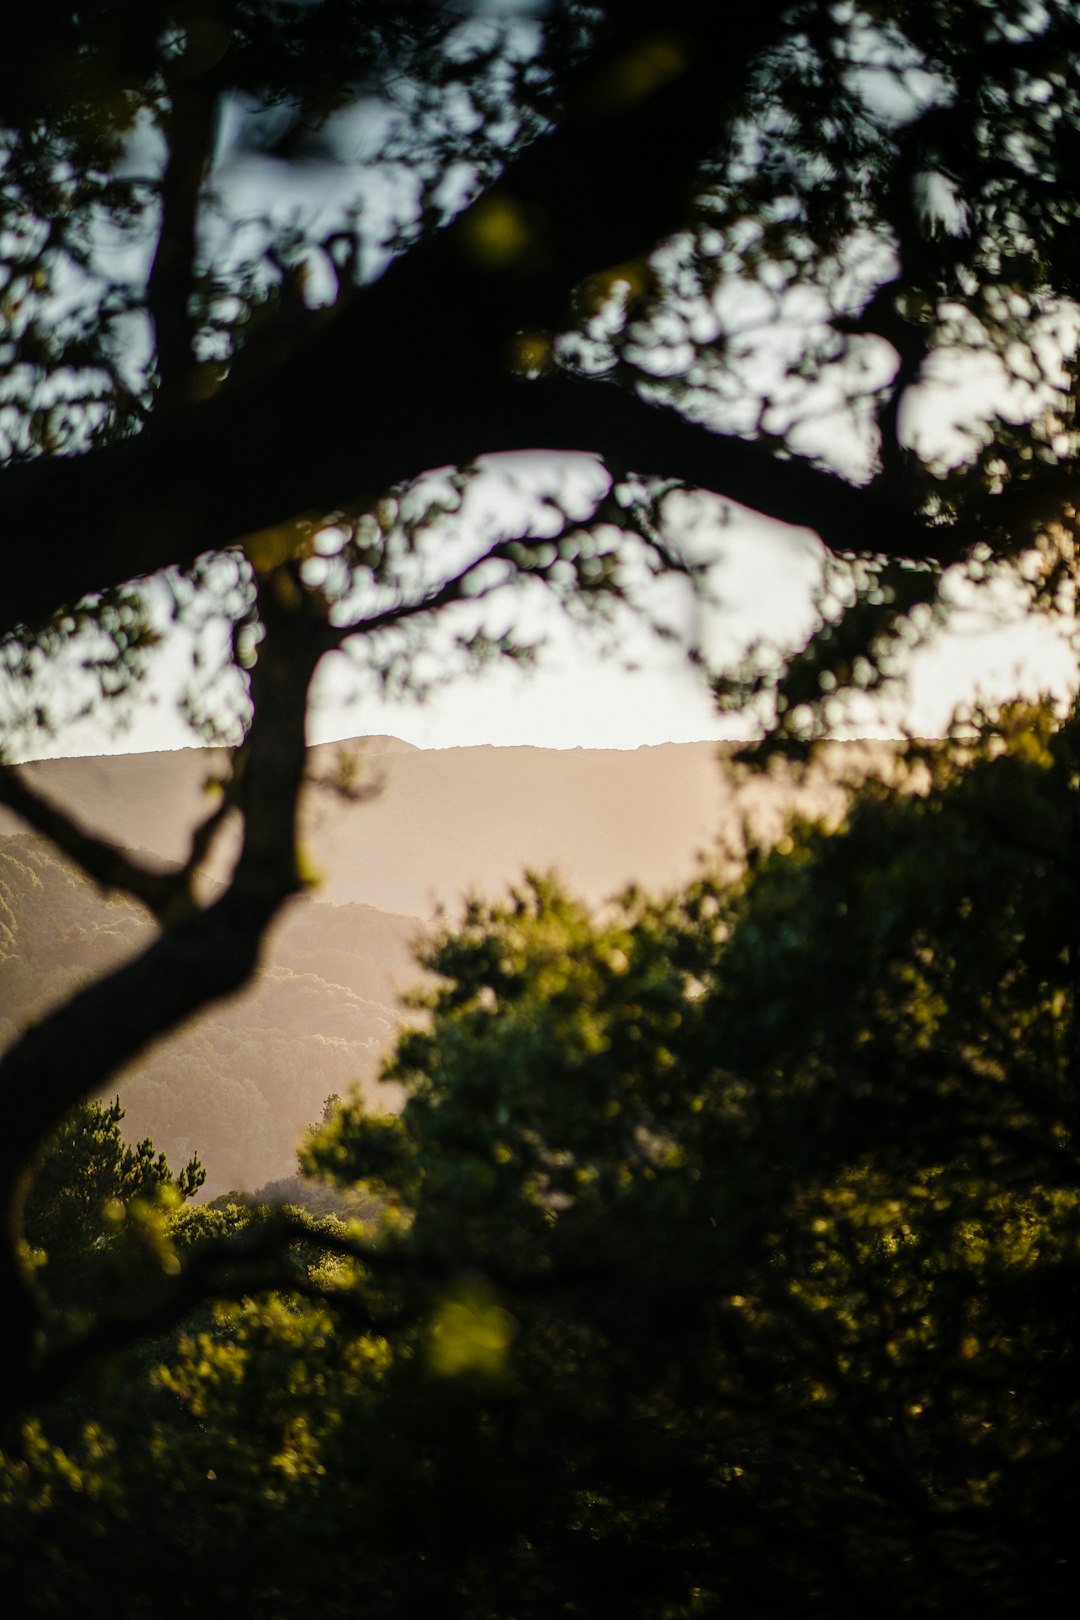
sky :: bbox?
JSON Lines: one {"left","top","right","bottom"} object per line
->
{"left": 7, "top": 12, "right": 1080, "bottom": 762}
{"left": 13, "top": 492, "right": 1077, "bottom": 762}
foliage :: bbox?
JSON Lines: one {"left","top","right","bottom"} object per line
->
{"left": 25, "top": 1098, "right": 204, "bottom": 1288}
{"left": 0, "top": 834, "right": 150, "bottom": 1031}
{"left": 5, "top": 2, "right": 1080, "bottom": 740}
{"left": 2, "top": 705, "right": 1077, "bottom": 1616}
{"left": 297, "top": 715, "right": 1080, "bottom": 1615}
{"left": 4, "top": 3, "right": 1080, "bottom": 1611}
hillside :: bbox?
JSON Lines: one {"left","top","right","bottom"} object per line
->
{"left": 0, "top": 736, "right": 886, "bottom": 1193}
{"left": 0, "top": 833, "right": 419, "bottom": 1197}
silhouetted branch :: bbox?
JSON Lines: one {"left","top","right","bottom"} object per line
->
{"left": 0, "top": 567, "right": 337, "bottom": 1417}
{"left": 0, "top": 767, "right": 185, "bottom": 919}
{"left": 0, "top": 3, "right": 839, "bottom": 640}
{"left": 23, "top": 1210, "right": 348, "bottom": 1412}
{"left": 147, "top": 61, "right": 221, "bottom": 406}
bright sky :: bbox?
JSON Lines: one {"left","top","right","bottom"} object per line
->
{"left": 14, "top": 491, "right": 1077, "bottom": 763}
{"left": 7, "top": 17, "right": 1080, "bottom": 764}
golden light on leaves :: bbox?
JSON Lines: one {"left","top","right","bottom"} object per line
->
{"left": 243, "top": 519, "right": 316, "bottom": 579}
{"left": 577, "top": 258, "right": 654, "bottom": 317}
{"left": 507, "top": 330, "right": 553, "bottom": 377}
{"left": 590, "top": 34, "right": 689, "bottom": 114}
{"left": 460, "top": 194, "right": 534, "bottom": 268}
{"left": 295, "top": 844, "right": 325, "bottom": 891}
{"left": 189, "top": 361, "right": 227, "bottom": 401}
{"left": 427, "top": 1281, "right": 516, "bottom": 1379}
{"left": 271, "top": 568, "right": 303, "bottom": 609}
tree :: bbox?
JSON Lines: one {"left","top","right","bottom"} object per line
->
{"left": 18, "top": 1099, "right": 206, "bottom": 1443}
{"left": 2, "top": 0, "right": 1080, "bottom": 1425}
{"left": 24, "top": 1097, "right": 204, "bottom": 1307}
{"left": 294, "top": 719, "right": 1078, "bottom": 1617}
{"left": 4, "top": 703, "right": 1077, "bottom": 1617}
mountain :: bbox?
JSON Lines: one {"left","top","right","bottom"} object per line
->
{"left": 1, "top": 735, "right": 873, "bottom": 917}
{"left": 0, "top": 831, "right": 419, "bottom": 1197}
{"left": 1, "top": 736, "right": 885, "bottom": 1193}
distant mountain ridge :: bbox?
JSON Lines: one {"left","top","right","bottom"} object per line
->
{"left": 0, "top": 831, "right": 419, "bottom": 1196}
{"left": 0, "top": 736, "right": 889, "bottom": 1193}
{"left": 1, "top": 735, "right": 880, "bottom": 918}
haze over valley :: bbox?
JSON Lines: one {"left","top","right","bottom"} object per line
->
{"left": 1, "top": 735, "right": 872, "bottom": 1195}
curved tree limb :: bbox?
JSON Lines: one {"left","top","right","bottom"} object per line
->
{"left": 0, "top": 565, "right": 336, "bottom": 1415}
{"left": 0, "top": 1, "right": 865, "bottom": 640}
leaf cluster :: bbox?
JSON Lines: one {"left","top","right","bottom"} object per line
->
{"left": 5, "top": 704, "right": 1066, "bottom": 1617}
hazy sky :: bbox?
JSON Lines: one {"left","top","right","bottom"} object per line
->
{"left": 15, "top": 494, "right": 1076, "bottom": 762}
{"left": 8, "top": 25, "right": 1080, "bottom": 763}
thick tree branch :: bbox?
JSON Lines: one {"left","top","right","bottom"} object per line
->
{"left": 0, "top": 767, "right": 190, "bottom": 920}
{"left": 0, "top": 567, "right": 336, "bottom": 1406}
{"left": 147, "top": 63, "right": 221, "bottom": 406}
{"left": 1, "top": 6, "right": 1070, "bottom": 641}
{"left": 0, "top": 746, "right": 241, "bottom": 923}
{"left": 457, "top": 373, "right": 926, "bottom": 555}
{"left": 0, "top": 3, "right": 833, "bottom": 638}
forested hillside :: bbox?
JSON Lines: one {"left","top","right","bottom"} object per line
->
{"left": 0, "top": 737, "right": 881, "bottom": 1193}
{"left": 0, "top": 834, "right": 417, "bottom": 1195}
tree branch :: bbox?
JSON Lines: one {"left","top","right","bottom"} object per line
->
{"left": 146, "top": 62, "right": 221, "bottom": 406}
{"left": 21, "top": 1210, "right": 342, "bottom": 1413}
{"left": 0, "top": 567, "right": 336, "bottom": 1409}
{"left": 0, "top": 766, "right": 190, "bottom": 920}
{"left": 0, "top": 3, "right": 841, "bottom": 639}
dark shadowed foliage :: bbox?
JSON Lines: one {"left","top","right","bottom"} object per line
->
{"left": 2, "top": 4, "right": 1080, "bottom": 1613}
